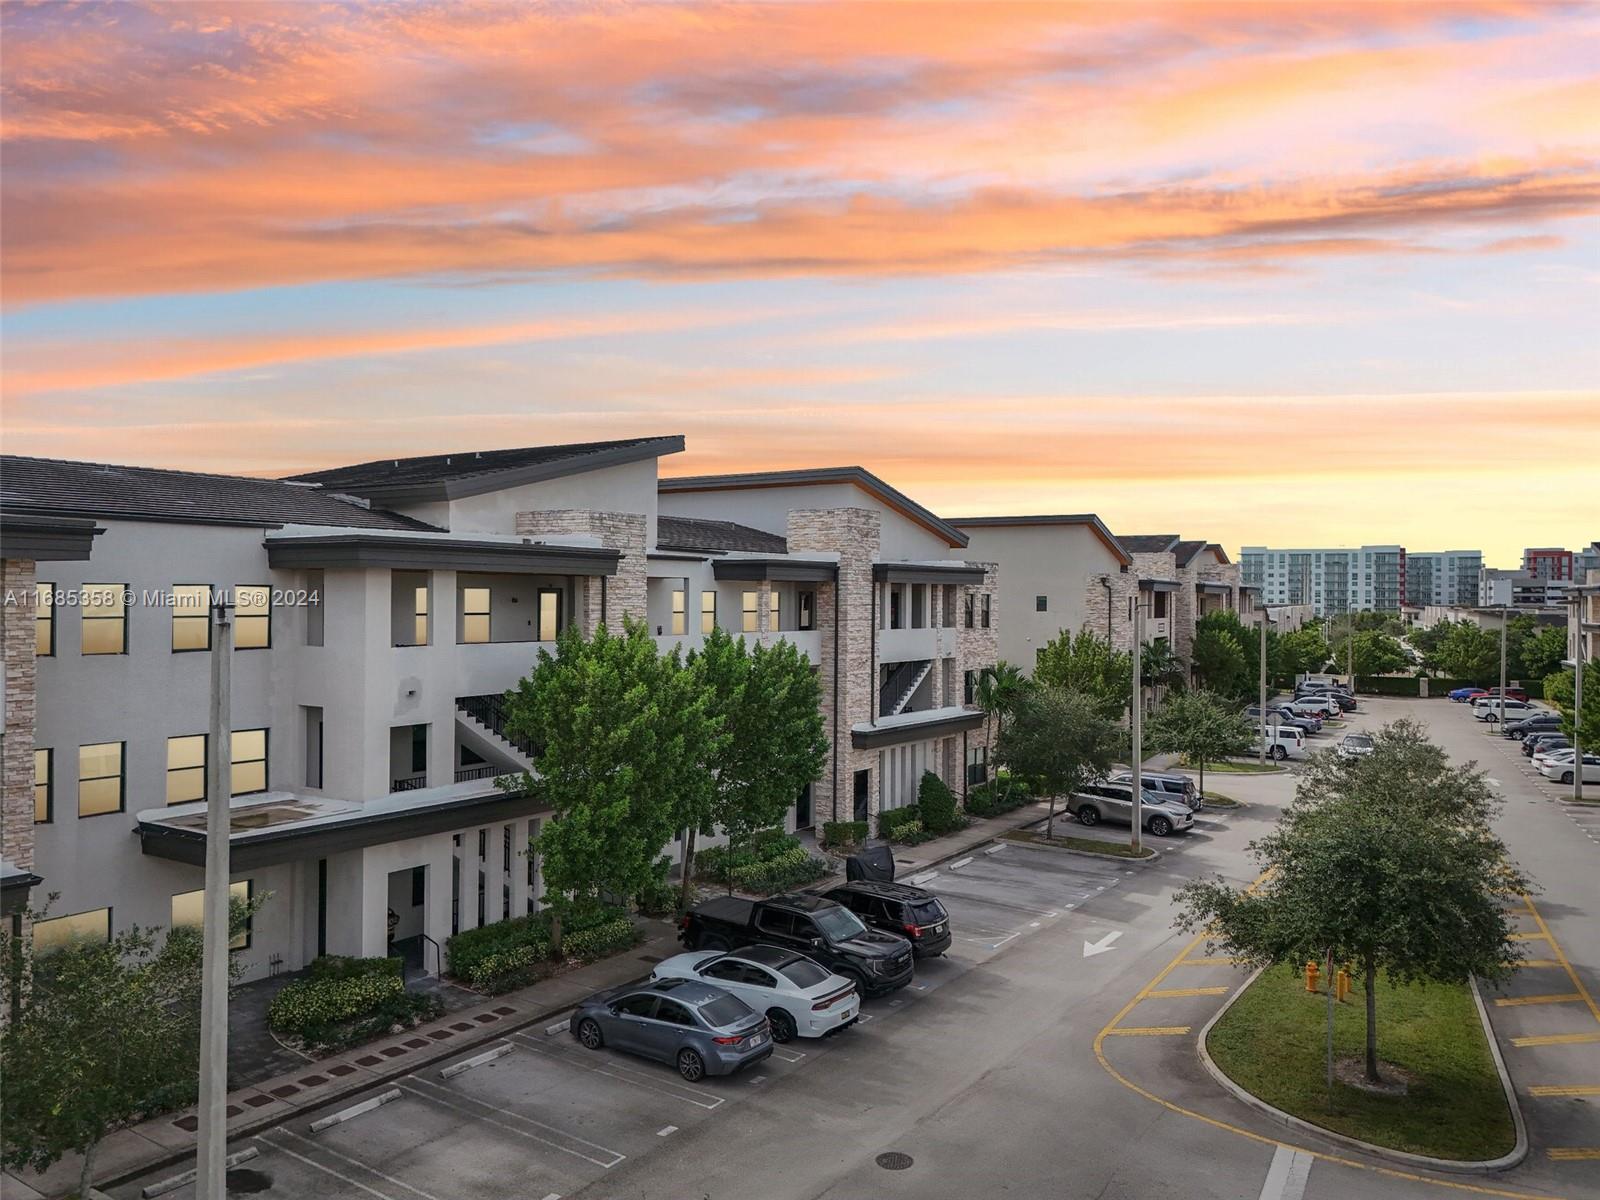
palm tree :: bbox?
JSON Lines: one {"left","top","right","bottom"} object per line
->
{"left": 1140, "top": 639, "right": 1185, "bottom": 707}
{"left": 976, "top": 661, "right": 1028, "bottom": 791}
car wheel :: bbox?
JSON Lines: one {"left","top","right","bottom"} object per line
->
{"left": 1076, "top": 804, "right": 1100, "bottom": 826}
{"left": 677, "top": 1048, "right": 706, "bottom": 1082}
{"left": 767, "top": 1009, "right": 798, "bottom": 1044}
{"left": 698, "top": 934, "right": 731, "bottom": 952}
{"left": 1148, "top": 815, "right": 1172, "bottom": 837}
{"left": 1562, "top": 771, "right": 1574, "bottom": 785}
{"left": 1271, "top": 745, "right": 1287, "bottom": 761}
{"left": 577, "top": 1018, "right": 604, "bottom": 1050}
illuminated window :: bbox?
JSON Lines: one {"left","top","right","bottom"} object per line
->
{"left": 462, "top": 587, "right": 491, "bottom": 644}
{"left": 36, "top": 582, "right": 54, "bottom": 656}
{"left": 538, "top": 590, "right": 561, "bottom": 641}
{"left": 234, "top": 585, "right": 271, "bottom": 649}
{"left": 171, "top": 880, "right": 251, "bottom": 950}
{"left": 81, "top": 584, "right": 127, "bottom": 655}
{"left": 742, "top": 590, "right": 759, "bottom": 633}
{"left": 769, "top": 590, "right": 780, "bottom": 629}
{"left": 33, "top": 907, "right": 111, "bottom": 955}
{"left": 798, "top": 591, "right": 815, "bottom": 631}
{"left": 171, "top": 584, "right": 211, "bottom": 651}
{"left": 34, "top": 748, "right": 52, "bottom": 823}
{"left": 78, "top": 741, "right": 124, "bottom": 817}
{"left": 167, "top": 734, "right": 207, "bottom": 805}
{"left": 414, "top": 585, "right": 429, "bottom": 646}
{"left": 670, "top": 589, "right": 686, "bottom": 636}
{"left": 701, "top": 591, "right": 716, "bottom": 635}
{"left": 980, "top": 594, "right": 992, "bottom": 628}
{"left": 231, "top": 728, "right": 268, "bottom": 796}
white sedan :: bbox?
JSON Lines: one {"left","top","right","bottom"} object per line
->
{"left": 1338, "top": 733, "right": 1375, "bottom": 757}
{"left": 650, "top": 945, "right": 859, "bottom": 1043}
{"left": 1539, "top": 752, "right": 1600, "bottom": 785}
{"left": 1533, "top": 746, "right": 1577, "bottom": 771}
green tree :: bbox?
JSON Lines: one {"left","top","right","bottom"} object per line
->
{"left": 1175, "top": 720, "right": 1528, "bottom": 1083}
{"left": 1139, "top": 637, "right": 1186, "bottom": 694}
{"left": 1514, "top": 625, "right": 1568, "bottom": 684}
{"left": 505, "top": 619, "right": 717, "bottom": 953}
{"left": 2, "top": 897, "right": 258, "bottom": 1198}
{"left": 1034, "top": 628, "right": 1132, "bottom": 720}
{"left": 1543, "top": 659, "right": 1600, "bottom": 750}
{"left": 689, "top": 628, "right": 828, "bottom": 900}
{"left": 1276, "top": 625, "right": 1331, "bottom": 678}
{"left": 994, "top": 686, "right": 1121, "bottom": 839}
{"left": 1435, "top": 621, "right": 1499, "bottom": 683}
{"left": 1192, "top": 611, "right": 1250, "bottom": 699}
{"left": 975, "top": 661, "right": 1028, "bottom": 786}
{"left": 1144, "top": 690, "right": 1255, "bottom": 798}
{"left": 1349, "top": 630, "right": 1408, "bottom": 678}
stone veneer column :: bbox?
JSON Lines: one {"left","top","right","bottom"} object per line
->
{"left": 515, "top": 511, "right": 648, "bottom": 635}
{"left": 1081, "top": 569, "right": 1141, "bottom": 652}
{"left": 2, "top": 558, "right": 38, "bottom": 938}
{"left": 787, "top": 508, "right": 880, "bottom": 826}
{"left": 956, "top": 563, "right": 1000, "bottom": 789}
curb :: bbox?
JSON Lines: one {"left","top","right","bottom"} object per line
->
{"left": 1195, "top": 967, "right": 1528, "bottom": 1175}
{"left": 999, "top": 828, "right": 1163, "bottom": 866}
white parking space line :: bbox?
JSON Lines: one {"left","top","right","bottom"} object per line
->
{"left": 1256, "top": 1145, "right": 1313, "bottom": 1200}
{"left": 271, "top": 1127, "right": 447, "bottom": 1200}
{"left": 401, "top": 1079, "right": 626, "bottom": 1169}
{"left": 510, "top": 1032, "right": 726, "bottom": 1109}
{"left": 910, "top": 870, "right": 939, "bottom": 885}
{"left": 989, "top": 932, "right": 1023, "bottom": 949}
{"left": 270, "top": 1138, "right": 405, "bottom": 1200}
{"left": 657, "top": 1125, "right": 678, "bottom": 1137}
{"left": 770, "top": 1046, "right": 806, "bottom": 1063}
{"left": 540, "top": 1194, "right": 562, "bottom": 1200}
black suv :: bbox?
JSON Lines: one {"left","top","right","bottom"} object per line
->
{"left": 825, "top": 881, "right": 952, "bottom": 959}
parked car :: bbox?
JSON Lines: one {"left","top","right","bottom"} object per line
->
{"left": 824, "top": 880, "right": 951, "bottom": 958}
{"left": 1539, "top": 752, "right": 1600, "bottom": 785}
{"left": 1246, "top": 704, "right": 1321, "bottom": 734}
{"left": 678, "top": 893, "right": 914, "bottom": 997}
{"left": 1254, "top": 725, "right": 1308, "bottom": 761}
{"left": 1300, "top": 696, "right": 1344, "bottom": 720}
{"left": 1473, "top": 698, "right": 1538, "bottom": 723}
{"left": 1524, "top": 734, "right": 1569, "bottom": 758}
{"left": 1504, "top": 713, "right": 1561, "bottom": 738}
{"left": 1108, "top": 769, "right": 1204, "bottom": 811}
{"left": 1282, "top": 697, "right": 1338, "bottom": 721}
{"left": 1338, "top": 733, "right": 1376, "bottom": 757}
{"left": 1532, "top": 745, "right": 1577, "bottom": 771}
{"left": 1448, "top": 686, "right": 1482, "bottom": 702}
{"left": 650, "top": 946, "right": 858, "bottom": 1042}
{"left": 1069, "top": 781, "right": 1195, "bottom": 837}
{"left": 569, "top": 978, "right": 771, "bottom": 1082}
{"left": 1323, "top": 691, "right": 1358, "bottom": 712}
{"left": 1479, "top": 686, "right": 1530, "bottom": 703}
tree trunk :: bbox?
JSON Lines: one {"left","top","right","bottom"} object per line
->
{"left": 1363, "top": 953, "right": 1379, "bottom": 1083}
{"left": 549, "top": 911, "right": 564, "bottom": 960}
{"left": 1046, "top": 794, "right": 1057, "bottom": 840}
{"left": 77, "top": 1136, "right": 98, "bottom": 1200}
{"left": 678, "top": 826, "right": 697, "bottom": 912}
{"left": 1198, "top": 758, "right": 1206, "bottom": 799}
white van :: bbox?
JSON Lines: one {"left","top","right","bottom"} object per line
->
{"left": 1472, "top": 697, "right": 1538, "bottom": 723}
{"left": 1255, "top": 725, "right": 1307, "bottom": 761}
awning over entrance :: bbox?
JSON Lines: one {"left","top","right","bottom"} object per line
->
{"left": 852, "top": 705, "right": 985, "bottom": 750}
{"left": 872, "top": 562, "right": 989, "bottom": 586}
{"left": 712, "top": 557, "right": 838, "bottom": 582}
{"left": 265, "top": 531, "right": 619, "bottom": 576}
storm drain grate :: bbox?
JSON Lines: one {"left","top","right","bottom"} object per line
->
{"left": 875, "top": 1152, "right": 914, "bottom": 1171}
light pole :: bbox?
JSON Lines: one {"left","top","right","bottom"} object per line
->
{"left": 1497, "top": 605, "right": 1508, "bottom": 730}
{"left": 197, "top": 596, "right": 233, "bottom": 1200}
{"left": 1561, "top": 583, "right": 1598, "bottom": 803}
{"left": 1131, "top": 596, "right": 1144, "bottom": 855}
{"left": 1258, "top": 608, "right": 1274, "bottom": 766}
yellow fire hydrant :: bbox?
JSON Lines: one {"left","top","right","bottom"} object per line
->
{"left": 1305, "top": 959, "right": 1321, "bottom": 993}
{"left": 1337, "top": 963, "right": 1353, "bottom": 1001}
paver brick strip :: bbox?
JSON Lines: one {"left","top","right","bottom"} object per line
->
{"left": 269, "top": 1085, "right": 300, "bottom": 1099}
{"left": 298, "top": 1074, "right": 329, "bottom": 1086}
{"left": 379, "top": 1046, "right": 408, "bottom": 1057}
{"left": 428, "top": 1029, "right": 454, "bottom": 1040}
{"left": 171, "top": 1116, "right": 199, "bottom": 1132}
{"left": 492, "top": 1006, "right": 517, "bottom": 1015}
{"left": 450, "top": 1022, "right": 475, "bottom": 1032}
{"left": 354, "top": 1055, "right": 383, "bottom": 1066}
{"left": 473, "top": 1013, "right": 499, "bottom": 1023}
{"left": 327, "top": 1064, "right": 357, "bottom": 1076}
{"left": 243, "top": 1094, "right": 275, "bottom": 1109}
{"left": 404, "top": 1037, "right": 430, "bottom": 1048}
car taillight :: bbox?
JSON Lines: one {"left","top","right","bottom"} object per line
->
{"left": 814, "top": 987, "right": 854, "bottom": 1010}
{"left": 903, "top": 923, "right": 922, "bottom": 939}
{"left": 678, "top": 915, "right": 691, "bottom": 930}
{"left": 712, "top": 1034, "right": 744, "bottom": 1045}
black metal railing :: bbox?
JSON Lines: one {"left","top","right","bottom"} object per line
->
{"left": 391, "top": 776, "right": 428, "bottom": 793}
{"left": 454, "top": 765, "right": 498, "bottom": 783}
{"left": 457, "top": 694, "right": 540, "bottom": 758}
{"left": 878, "top": 659, "right": 930, "bottom": 718}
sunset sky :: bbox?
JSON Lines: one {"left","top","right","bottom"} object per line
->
{"left": 2, "top": 1, "right": 1596, "bottom": 564}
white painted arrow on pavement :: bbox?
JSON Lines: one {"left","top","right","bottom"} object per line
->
{"left": 1083, "top": 931, "right": 1122, "bottom": 958}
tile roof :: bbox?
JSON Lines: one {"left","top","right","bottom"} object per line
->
{"left": 1119, "top": 534, "right": 1181, "bottom": 553}
{"left": 656, "top": 515, "right": 788, "bottom": 555}
{"left": 1, "top": 455, "right": 433, "bottom": 531}
{"left": 288, "top": 435, "right": 684, "bottom": 502}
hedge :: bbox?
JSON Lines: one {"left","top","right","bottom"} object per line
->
{"left": 267, "top": 956, "right": 441, "bottom": 1050}
{"left": 964, "top": 780, "right": 1034, "bottom": 818}
{"left": 1355, "top": 676, "right": 1483, "bottom": 697}
{"left": 917, "top": 771, "right": 963, "bottom": 834}
{"left": 446, "top": 905, "right": 628, "bottom": 992}
{"left": 877, "top": 805, "right": 924, "bottom": 838}
{"left": 726, "top": 845, "right": 830, "bottom": 894}
{"left": 565, "top": 917, "right": 639, "bottom": 962}
{"left": 821, "top": 820, "right": 868, "bottom": 849}
{"left": 883, "top": 818, "right": 927, "bottom": 844}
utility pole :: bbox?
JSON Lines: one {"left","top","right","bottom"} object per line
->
{"left": 197, "top": 595, "right": 233, "bottom": 1200}
{"left": 1131, "top": 596, "right": 1143, "bottom": 855}
{"left": 1498, "top": 606, "right": 1508, "bottom": 729}
{"left": 1576, "top": 648, "right": 1586, "bottom": 803}
{"left": 1258, "top": 609, "right": 1270, "bottom": 766}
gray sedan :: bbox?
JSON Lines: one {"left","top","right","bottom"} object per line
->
{"left": 570, "top": 978, "right": 772, "bottom": 1082}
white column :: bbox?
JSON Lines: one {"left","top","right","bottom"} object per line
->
{"left": 510, "top": 819, "right": 531, "bottom": 919}
{"left": 424, "top": 840, "right": 453, "bottom": 974}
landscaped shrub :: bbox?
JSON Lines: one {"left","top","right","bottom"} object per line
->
{"left": 964, "top": 779, "right": 1033, "bottom": 818}
{"left": 917, "top": 771, "right": 964, "bottom": 834}
{"left": 447, "top": 913, "right": 548, "bottom": 983}
{"left": 634, "top": 855, "right": 679, "bottom": 917}
{"left": 447, "top": 905, "right": 629, "bottom": 990}
{"left": 268, "top": 956, "right": 440, "bottom": 1051}
{"left": 564, "top": 917, "right": 640, "bottom": 962}
{"left": 821, "top": 820, "right": 868, "bottom": 849}
{"left": 727, "top": 845, "right": 830, "bottom": 894}
{"left": 883, "top": 818, "right": 927, "bottom": 844}
{"left": 877, "top": 805, "right": 923, "bottom": 838}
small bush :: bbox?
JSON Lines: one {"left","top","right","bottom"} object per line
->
{"left": 877, "top": 805, "right": 923, "bottom": 837}
{"left": 634, "top": 855, "right": 679, "bottom": 917}
{"left": 821, "top": 820, "right": 869, "bottom": 849}
{"left": 446, "top": 905, "right": 626, "bottom": 988}
{"left": 917, "top": 771, "right": 964, "bottom": 834}
{"left": 884, "top": 818, "right": 928, "bottom": 844}
{"left": 564, "top": 917, "right": 638, "bottom": 962}
{"left": 268, "top": 956, "right": 441, "bottom": 1050}
{"left": 728, "top": 845, "right": 830, "bottom": 894}
{"left": 964, "top": 780, "right": 1033, "bottom": 818}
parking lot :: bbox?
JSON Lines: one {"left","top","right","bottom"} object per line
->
{"left": 112, "top": 837, "right": 1202, "bottom": 1200}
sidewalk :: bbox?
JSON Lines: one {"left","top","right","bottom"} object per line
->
{"left": 9, "top": 802, "right": 1055, "bottom": 1200}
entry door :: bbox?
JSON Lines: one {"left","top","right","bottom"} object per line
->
{"left": 537, "top": 589, "right": 563, "bottom": 641}
{"left": 795, "top": 783, "right": 813, "bottom": 830}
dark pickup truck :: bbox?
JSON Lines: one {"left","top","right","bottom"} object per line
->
{"left": 678, "top": 892, "right": 915, "bottom": 997}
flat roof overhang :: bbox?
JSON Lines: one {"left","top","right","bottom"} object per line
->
{"left": 852, "top": 708, "right": 985, "bottom": 750}
{"left": 265, "top": 533, "right": 620, "bottom": 576}
{"left": 714, "top": 558, "right": 838, "bottom": 583}
{"left": 1140, "top": 578, "right": 1181, "bottom": 593}
{"left": 139, "top": 787, "right": 551, "bottom": 871}
{"left": 1197, "top": 581, "right": 1234, "bottom": 594}
{"left": 872, "top": 563, "right": 988, "bottom": 586}
{"left": 1, "top": 868, "right": 42, "bottom": 917}
{"left": 0, "top": 512, "right": 100, "bottom": 562}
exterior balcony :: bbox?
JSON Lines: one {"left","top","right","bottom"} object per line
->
{"left": 878, "top": 623, "right": 957, "bottom": 665}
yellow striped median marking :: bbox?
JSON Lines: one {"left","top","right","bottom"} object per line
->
{"left": 1519, "top": 893, "right": 1600, "bottom": 1026}
{"left": 1508, "top": 931, "right": 1550, "bottom": 941}
{"left": 1103, "top": 1025, "right": 1191, "bottom": 1037}
{"left": 1511, "top": 959, "right": 1561, "bottom": 968}
{"left": 1547, "top": 1148, "right": 1600, "bottom": 1161}
{"left": 1494, "top": 993, "right": 1584, "bottom": 1008}
{"left": 1174, "top": 956, "right": 1242, "bottom": 966}
{"left": 1147, "top": 987, "right": 1230, "bottom": 998}
{"left": 1511, "top": 1032, "right": 1600, "bottom": 1048}
{"left": 1529, "top": 1084, "right": 1600, "bottom": 1097}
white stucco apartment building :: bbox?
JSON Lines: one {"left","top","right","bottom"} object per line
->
{"left": 0, "top": 440, "right": 998, "bottom": 983}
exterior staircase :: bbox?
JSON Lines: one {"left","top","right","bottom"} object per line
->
{"left": 879, "top": 659, "right": 933, "bottom": 718}
{"left": 455, "top": 695, "right": 537, "bottom": 776}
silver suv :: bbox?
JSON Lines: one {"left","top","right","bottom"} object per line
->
{"left": 1108, "top": 770, "right": 1202, "bottom": 812}
{"left": 1070, "top": 781, "right": 1195, "bottom": 837}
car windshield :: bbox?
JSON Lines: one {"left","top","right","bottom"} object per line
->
{"left": 778, "top": 958, "right": 831, "bottom": 988}
{"left": 910, "top": 900, "right": 946, "bottom": 924}
{"left": 698, "top": 994, "right": 753, "bottom": 1028}
{"left": 1347, "top": 736, "right": 1373, "bottom": 747}
{"left": 813, "top": 905, "right": 868, "bottom": 941}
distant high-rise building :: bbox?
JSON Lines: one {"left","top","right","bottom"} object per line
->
{"left": 1239, "top": 545, "right": 1406, "bottom": 617}
{"left": 1523, "top": 547, "right": 1575, "bottom": 582}
{"left": 1405, "top": 550, "right": 1483, "bottom": 608}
